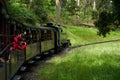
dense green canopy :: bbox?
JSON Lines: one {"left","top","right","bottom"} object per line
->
{"left": 95, "top": 0, "right": 120, "bottom": 37}
{"left": 6, "top": 0, "right": 120, "bottom": 37}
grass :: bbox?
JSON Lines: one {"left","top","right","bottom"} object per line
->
{"left": 36, "top": 26, "right": 120, "bottom": 80}
{"left": 63, "top": 26, "right": 120, "bottom": 46}
{"left": 37, "top": 42, "right": 120, "bottom": 80}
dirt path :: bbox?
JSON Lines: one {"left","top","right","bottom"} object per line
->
{"left": 21, "top": 48, "right": 69, "bottom": 80}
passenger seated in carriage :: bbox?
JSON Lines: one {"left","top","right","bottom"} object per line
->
{"left": 10, "top": 31, "right": 27, "bottom": 51}
{"left": 0, "top": 31, "right": 27, "bottom": 63}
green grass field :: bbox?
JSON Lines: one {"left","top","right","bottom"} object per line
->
{"left": 36, "top": 26, "right": 120, "bottom": 80}
{"left": 64, "top": 26, "right": 120, "bottom": 46}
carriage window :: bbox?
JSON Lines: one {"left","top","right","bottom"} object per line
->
{"left": 37, "top": 30, "right": 41, "bottom": 41}
{"left": 35, "top": 31, "right": 37, "bottom": 41}
{"left": 41, "top": 30, "right": 47, "bottom": 41}
{"left": 47, "top": 30, "right": 52, "bottom": 40}
{"left": 31, "top": 30, "right": 37, "bottom": 42}
{"left": 41, "top": 30, "right": 45, "bottom": 41}
{"left": 44, "top": 30, "right": 47, "bottom": 40}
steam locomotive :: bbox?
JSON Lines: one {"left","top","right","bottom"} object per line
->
{"left": 0, "top": 0, "right": 71, "bottom": 80}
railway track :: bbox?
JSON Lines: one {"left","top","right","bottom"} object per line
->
{"left": 14, "top": 48, "right": 68, "bottom": 80}
{"left": 13, "top": 39, "right": 120, "bottom": 80}
{"left": 21, "top": 60, "right": 46, "bottom": 80}
{"left": 69, "top": 39, "right": 120, "bottom": 51}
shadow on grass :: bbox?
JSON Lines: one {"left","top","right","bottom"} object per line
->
{"left": 38, "top": 53, "right": 120, "bottom": 80}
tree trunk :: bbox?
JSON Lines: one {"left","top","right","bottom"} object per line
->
{"left": 27, "top": 0, "right": 32, "bottom": 10}
{"left": 77, "top": 0, "right": 80, "bottom": 6}
{"left": 55, "top": 0, "right": 61, "bottom": 23}
{"left": 93, "top": 0, "right": 96, "bottom": 10}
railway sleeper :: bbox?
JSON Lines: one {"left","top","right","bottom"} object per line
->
{"left": 43, "top": 52, "right": 50, "bottom": 58}
{"left": 35, "top": 56, "right": 41, "bottom": 60}
{"left": 28, "top": 60, "right": 35, "bottom": 64}
{"left": 50, "top": 50, "right": 55, "bottom": 54}
{"left": 12, "top": 75, "right": 21, "bottom": 80}
{"left": 44, "top": 52, "right": 49, "bottom": 55}
{"left": 20, "top": 66, "right": 27, "bottom": 72}
{"left": 49, "top": 51, "right": 54, "bottom": 57}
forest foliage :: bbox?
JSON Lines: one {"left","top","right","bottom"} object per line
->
{"left": 6, "top": 0, "right": 96, "bottom": 26}
{"left": 6, "top": 0, "right": 120, "bottom": 37}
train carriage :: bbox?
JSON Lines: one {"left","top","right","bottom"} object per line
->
{"left": 0, "top": 0, "right": 71, "bottom": 80}
{"left": 25, "top": 26, "right": 40, "bottom": 61}
{"left": 25, "top": 26, "right": 56, "bottom": 61}
{"left": 0, "top": 0, "right": 11, "bottom": 80}
{"left": 9, "top": 20, "right": 26, "bottom": 80}
{"left": 40, "top": 27, "right": 56, "bottom": 53}
{"left": 46, "top": 23, "right": 71, "bottom": 51}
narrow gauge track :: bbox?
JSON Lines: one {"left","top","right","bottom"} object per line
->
{"left": 19, "top": 39, "right": 120, "bottom": 80}
{"left": 18, "top": 48, "right": 69, "bottom": 80}
{"left": 18, "top": 53, "right": 53, "bottom": 80}
{"left": 69, "top": 39, "right": 120, "bottom": 51}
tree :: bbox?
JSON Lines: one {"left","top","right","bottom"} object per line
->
{"left": 7, "top": 0, "right": 37, "bottom": 25}
{"left": 112, "top": 0, "right": 120, "bottom": 26}
{"left": 94, "top": 0, "right": 120, "bottom": 37}
{"left": 55, "top": 0, "right": 61, "bottom": 22}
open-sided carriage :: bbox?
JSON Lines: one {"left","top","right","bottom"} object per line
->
{"left": 0, "top": 0, "right": 71, "bottom": 80}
